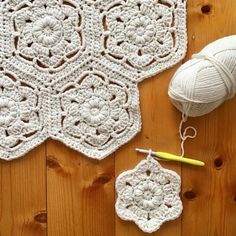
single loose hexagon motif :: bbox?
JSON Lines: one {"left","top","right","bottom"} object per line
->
{"left": 116, "top": 155, "right": 183, "bottom": 233}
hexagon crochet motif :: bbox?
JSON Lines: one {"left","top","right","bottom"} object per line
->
{"left": 115, "top": 155, "right": 183, "bottom": 233}
{"left": 0, "top": 0, "right": 187, "bottom": 160}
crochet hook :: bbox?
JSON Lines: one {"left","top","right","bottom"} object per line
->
{"left": 136, "top": 148, "right": 205, "bottom": 167}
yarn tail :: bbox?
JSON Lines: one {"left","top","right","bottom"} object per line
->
{"left": 179, "top": 113, "right": 197, "bottom": 157}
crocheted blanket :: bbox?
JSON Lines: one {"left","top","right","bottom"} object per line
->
{"left": 0, "top": 0, "right": 187, "bottom": 160}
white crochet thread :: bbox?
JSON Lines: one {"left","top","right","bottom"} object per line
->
{"left": 100, "top": 0, "right": 187, "bottom": 80}
{"left": 178, "top": 113, "right": 197, "bottom": 157}
{"left": 0, "top": 70, "right": 48, "bottom": 159}
{"left": 168, "top": 35, "right": 236, "bottom": 117}
{"left": 0, "top": 0, "right": 187, "bottom": 160}
{"left": 116, "top": 152, "right": 183, "bottom": 233}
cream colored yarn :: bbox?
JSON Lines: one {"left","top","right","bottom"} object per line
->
{"left": 0, "top": 0, "right": 188, "bottom": 160}
{"left": 168, "top": 35, "right": 236, "bottom": 117}
{"left": 116, "top": 153, "right": 183, "bottom": 233}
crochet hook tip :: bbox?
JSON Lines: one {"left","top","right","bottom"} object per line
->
{"left": 135, "top": 148, "right": 146, "bottom": 153}
{"left": 136, "top": 148, "right": 156, "bottom": 156}
{"left": 136, "top": 148, "right": 151, "bottom": 153}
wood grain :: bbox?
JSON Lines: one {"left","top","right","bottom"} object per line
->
{"left": 0, "top": 0, "right": 236, "bottom": 236}
{"left": 0, "top": 145, "right": 46, "bottom": 236}
{"left": 182, "top": 1, "right": 236, "bottom": 236}
{"left": 46, "top": 140, "right": 115, "bottom": 236}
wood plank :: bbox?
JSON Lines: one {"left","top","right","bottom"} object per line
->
{"left": 115, "top": 67, "right": 182, "bottom": 236}
{"left": 182, "top": 0, "right": 236, "bottom": 235}
{"left": 0, "top": 145, "right": 46, "bottom": 236}
{"left": 47, "top": 140, "right": 115, "bottom": 236}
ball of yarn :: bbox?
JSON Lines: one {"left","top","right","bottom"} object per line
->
{"left": 168, "top": 35, "right": 236, "bottom": 117}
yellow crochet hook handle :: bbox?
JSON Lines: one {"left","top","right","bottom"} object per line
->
{"left": 136, "top": 148, "right": 205, "bottom": 167}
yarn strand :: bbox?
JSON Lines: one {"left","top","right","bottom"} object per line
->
{"left": 179, "top": 113, "right": 197, "bottom": 157}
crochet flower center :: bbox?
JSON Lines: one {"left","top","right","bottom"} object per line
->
{"left": 134, "top": 181, "right": 163, "bottom": 209}
{"left": 0, "top": 97, "right": 18, "bottom": 127}
{"left": 126, "top": 16, "right": 155, "bottom": 46}
{"left": 33, "top": 16, "right": 62, "bottom": 47}
{"left": 81, "top": 97, "right": 109, "bottom": 126}
{"left": 143, "top": 190, "right": 154, "bottom": 200}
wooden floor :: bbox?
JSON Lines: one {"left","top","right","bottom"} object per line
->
{"left": 1, "top": 0, "right": 236, "bottom": 235}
